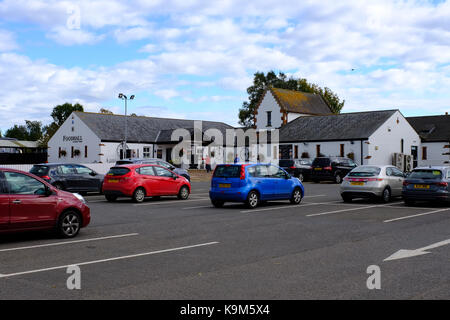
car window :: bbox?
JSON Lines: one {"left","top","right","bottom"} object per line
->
{"left": 30, "top": 165, "right": 49, "bottom": 175}
{"left": 138, "top": 166, "right": 155, "bottom": 176}
{"left": 107, "top": 167, "right": 130, "bottom": 176}
{"left": 74, "top": 165, "right": 93, "bottom": 175}
{"left": 392, "top": 167, "right": 404, "bottom": 177}
{"left": 268, "top": 165, "right": 287, "bottom": 179}
{"left": 386, "top": 167, "right": 394, "bottom": 176}
{"left": 4, "top": 171, "right": 47, "bottom": 195}
{"left": 349, "top": 166, "right": 381, "bottom": 177}
{"left": 0, "top": 172, "right": 6, "bottom": 194}
{"left": 213, "top": 166, "right": 241, "bottom": 178}
{"left": 154, "top": 166, "right": 173, "bottom": 177}
{"left": 312, "top": 158, "right": 331, "bottom": 167}
{"left": 408, "top": 169, "right": 442, "bottom": 179}
{"left": 157, "top": 161, "right": 172, "bottom": 169}
{"left": 254, "top": 165, "right": 269, "bottom": 178}
{"left": 247, "top": 166, "right": 257, "bottom": 177}
{"left": 59, "top": 165, "right": 76, "bottom": 174}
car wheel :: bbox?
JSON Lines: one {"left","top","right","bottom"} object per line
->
{"left": 58, "top": 211, "right": 81, "bottom": 238}
{"left": 290, "top": 188, "right": 303, "bottom": 204}
{"left": 211, "top": 200, "right": 224, "bottom": 208}
{"left": 298, "top": 173, "right": 304, "bottom": 182}
{"left": 342, "top": 195, "right": 352, "bottom": 203}
{"left": 53, "top": 182, "right": 64, "bottom": 190}
{"left": 105, "top": 195, "right": 117, "bottom": 202}
{"left": 132, "top": 187, "right": 146, "bottom": 203}
{"left": 404, "top": 199, "right": 415, "bottom": 206}
{"left": 381, "top": 187, "right": 391, "bottom": 203}
{"left": 335, "top": 174, "right": 342, "bottom": 184}
{"left": 246, "top": 190, "right": 259, "bottom": 209}
{"left": 178, "top": 186, "right": 190, "bottom": 200}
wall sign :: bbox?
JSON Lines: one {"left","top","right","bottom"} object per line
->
{"left": 63, "top": 135, "right": 83, "bottom": 143}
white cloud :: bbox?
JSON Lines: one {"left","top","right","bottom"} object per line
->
{"left": 46, "top": 26, "right": 105, "bottom": 45}
{"left": 0, "top": 29, "right": 17, "bottom": 51}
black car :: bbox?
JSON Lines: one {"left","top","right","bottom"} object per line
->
{"left": 116, "top": 158, "right": 190, "bottom": 181}
{"left": 310, "top": 157, "right": 358, "bottom": 184}
{"left": 29, "top": 163, "right": 104, "bottom": 194}
{"left": 402, "top": 166, "right": 450, "bottom": 205}
{"left": 279, "top": 159, "right": 312, "bottom": 182}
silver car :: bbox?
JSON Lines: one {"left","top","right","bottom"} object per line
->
{"left": 340, "top": 165, "right": 405, "bottom": 203}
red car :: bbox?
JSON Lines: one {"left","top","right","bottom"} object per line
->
{"left": 103, "top": 164, "right": 191, "bottom": 203}
{"left": 0, "top": 168, "right": 90, "bottom": 238}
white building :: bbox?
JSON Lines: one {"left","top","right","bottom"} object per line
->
{"left": 48, "top": 111, "right": 233, "bottom": 166}
{"left": 407, "top": 115, "right": 450, "bottom": 166}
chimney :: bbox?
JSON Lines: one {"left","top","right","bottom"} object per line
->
{"left": 446, "top": 112, "right": 449, "bottom": 115}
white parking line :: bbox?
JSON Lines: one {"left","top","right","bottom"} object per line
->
{"left": 241, "top": 202, "right": 335, "bottom": 213}
{"left": 383, "top": 208, "right": 450, "bottom": 223}
{"left": 0, "top": 241, "right": 219, "bottom": 279}
{"left": 306, "top": 204, "right": 389, "bottom": 217}
{"left": 183, "top": 205, "right": 213, "bottom": 210}
{"left": 134, "top": 197, "right": 210, "bottom": 206}
{"left": 0, "top": 233, "right": 139, "bottom": 253}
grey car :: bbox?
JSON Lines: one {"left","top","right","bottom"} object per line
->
{"left": 340, "top": 165, "right": 405, "bottom": 203}
{"left": 115, "top": 158, "right": 190, "bottom": 181}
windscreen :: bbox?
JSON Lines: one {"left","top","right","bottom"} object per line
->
{"left": 312, "top": 158, "right": 331, "bottom": 167}
{"left": 115, "top": 160, "right": 133, "bottom": 165}
{"left": 213, "top": 165, "right": 241, "bottom": 178}
{"left": 279, "top": 160, "right": 294, "bottom": 167}
{"left": 107, "top": 167, "right": 131, "bottom": 176}
{"left": 408, "top": 169, "right": 442, "bottom": 180}
{"left": 348, "top": 166, "right": 381, "bottom": 177}
{"left": 30, "top": 165, "right": 49, "bottom": 175}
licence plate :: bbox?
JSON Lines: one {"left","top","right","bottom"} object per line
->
{"left": 108, "top": 179, "right": 119, "bottom": 183}
{"left": 314, "top": 168, "right": 322, "bottom": 171}
{"left": 219, "top": 183, "right": 231, "bottom": 188}
{"left": 414, "top": 184, "right": 430, "bottom": 189}
{"left": 350, "top": 182, "right": 364, "bottom": 186}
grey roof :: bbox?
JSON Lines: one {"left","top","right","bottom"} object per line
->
{"left": 280, "top": 110, "right": 397, "bottom": 142}
{"left": 269, "top": 87, "right": 333, "bottom": 115}
{"left": 75, "top": 112, "right": 234, "bottom": 144}
{"left": 406, "top": 115, "right": 450, "bottom": 142}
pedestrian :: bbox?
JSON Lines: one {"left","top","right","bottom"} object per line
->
{"left": 205, "top": 155, "right": 211, "bottom": 173}
{"left": 234, "top": 155, "right": 240, "bottom": 164}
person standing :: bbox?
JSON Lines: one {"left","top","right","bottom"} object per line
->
{"left": 205, "top": 155, "right": 211, "bottom": 173}
{"left": 234, "top": 155, "right": 240, "bottom": 164}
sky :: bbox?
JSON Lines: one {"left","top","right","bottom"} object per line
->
{"left": 0, "top": 0, "right": 450, "bottom": 133}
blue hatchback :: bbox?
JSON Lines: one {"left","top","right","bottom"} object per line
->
{"left": 209, "top": 163, "right": 305, "bottom": 209}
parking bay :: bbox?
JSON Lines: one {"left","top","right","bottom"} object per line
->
{"left": 0, "top": 181, "right": 449, "bottom": 299}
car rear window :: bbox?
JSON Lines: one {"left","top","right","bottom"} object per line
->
{"left": 348, "top": 166, "right": 381, "bottom": 177}
{"left": 213, "top": 165, "right": 241, "bottom": 178}
{"left": 107, "top": 167, "right": 131, "bottom": 176}
{"left": 408, "top": 169, "right": 442, "bottom": 180}
{"left": 312, "top": 158, "right": 331, "bottom": 166}
{"left": 30, "top": 165, "right": 49, "bottom": 175}
{"left": 115, "top": 160, "right": 133, "bottom": 165}
{"left": 279, "top": 160, "right": 294, "bottom": 167}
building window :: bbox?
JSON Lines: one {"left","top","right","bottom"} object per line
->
{"left": 340, "top": 144, "right": 345, "bottom": 157}
{"left": 316, "top": 145, "right": 321, "bottom": 157}
{"left": 85, "top": 146, "right": 88, "bottom": 158}
{"left": 294, "top": 145, "right": 299, "bottom": 159}
{"left": 267, "top": 111, "right": 272, "bottom": 127}
{"left": 58, "top": 147, "right": 61, "bottom": 159}
{"left": 71, "top": 146, "right": 74, "bottom": 158}
{"left": 401, "top": 139, "right": 404, "bottom": 154}
{"left": 143, "top": 147, "right": 151, "bottom": 158}
{"left": 422, "top": 146, "right": 427, "bottom": 160}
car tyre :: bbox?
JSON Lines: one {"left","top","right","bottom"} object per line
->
{"left": 335, "top": 173, "right": 343, "bottom": 184}
{"left": 211, "top": 200, "right": 224, "bottom": 208}
{"left": 342, "top": 195, "right": 352, "bottom": 203}
{"left": 246, "top": 190, "right": 260, "bottom": 209}
{"left": 178, "top": 185, "right": 190, "bottom": 200}
{"left": 290, "top": 188, "right": 303, "bottom": 204}
{"left": 381, "top": 187, "right": 391, "bottom": 203}
{"left": 105, "top": 195, "right": 117, "bottom": 202}
{"left": 404, "top": 199, "right": 415, "bottom": 206}
{"left": 132, "top": 187, "right": 146, "bottom": 203}
{"left": 57, "top": 210, "right": 81, "bottom": 238}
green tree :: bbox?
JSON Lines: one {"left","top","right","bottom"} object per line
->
{"left": 238, "top": 71, "right": 345, "bottom": 127}
{"left": 100, "top": 108, "right": 114, "bottom": 114}
{"left": 4, "top": 120, "right": 43, "bottom": 141}
{"left": 51, "top": 102, "right": 84, "bottom": 127}
{"left": 5, "top": 124, "right": 29, "bottom": 140}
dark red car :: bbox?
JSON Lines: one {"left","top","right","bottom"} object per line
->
{"left": 0, "top": 168, "right": 90, "bottom": 238}
{"left": 103, "top": 164, "right": 191, "bottom": 203}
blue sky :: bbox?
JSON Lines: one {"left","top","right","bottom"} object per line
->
{"left": 0, "top": 0, "right": 450, "bottom": 133}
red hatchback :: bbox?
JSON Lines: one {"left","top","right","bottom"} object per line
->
{"left": 103, "top": 164, "right": 191, "bottom": 203}
{"left": 0, "top": 168, "right": 90, "bottom": 238}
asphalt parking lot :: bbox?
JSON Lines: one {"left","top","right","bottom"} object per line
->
{"left": 1, "top": 181, "right": 450, "bottom": 299}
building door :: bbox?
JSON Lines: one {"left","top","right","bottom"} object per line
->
{"left": 411, "top": 146, "right": 418, "bottom": 168}
{"left": 166, "top": 148, "right": 172, "bottom": 163}
{"left": 279, "top": 145, "right": 292, "bottom": 160}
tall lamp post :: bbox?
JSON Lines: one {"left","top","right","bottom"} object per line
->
{"left": 118, "top": 93, "right": 135, "bottom": 159}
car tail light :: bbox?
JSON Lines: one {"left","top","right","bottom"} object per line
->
{"left": 436, "top": 182, "right": 448, "bottom": 187}
{"left": 41, "top": 175, "right": 51, "bottom": 180}
{"left": 324, "top": 166, "right": 332, "bottom": 171}
{"left": 240, "top": 165, "right": 246, "bottom": 180}
{"left": 290, "top": 166, "right": 296, "bottom": 169}
{"left": 367, "top": 178, "right": 383, "bottom": 182}
{"left": 403, "top": 181, "right": 409, "bottom": 186}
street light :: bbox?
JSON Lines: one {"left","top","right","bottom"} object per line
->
{"left": 118, "top": 93, "right": 135, "bottom": 159}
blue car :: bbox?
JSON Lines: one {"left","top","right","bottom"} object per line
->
{"left": 402, "top": 166, "right": 450, "bottom": 205}
{"left": 209, "top": 163, "right": 305, "bottom": 209}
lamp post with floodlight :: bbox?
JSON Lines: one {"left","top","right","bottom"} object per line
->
{"left": 118, "top": 93, "right": 135, "bottom": 159}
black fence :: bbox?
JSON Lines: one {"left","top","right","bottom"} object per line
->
{"left": 0, "top": 153, "right": 48, "bottom": 164}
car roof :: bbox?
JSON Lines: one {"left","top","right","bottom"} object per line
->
{"left": 413, "top": 166, "right": 449, "bottom": 171}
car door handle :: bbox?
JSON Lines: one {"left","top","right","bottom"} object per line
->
{"left": 12, "top": 200, "right": 21, "bottom": 204}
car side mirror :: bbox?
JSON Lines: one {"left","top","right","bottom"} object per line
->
{"left": 90, "top": 171, "right": 97, "bottom": 176}
{"left": 173, "top": 174, "right": 178, "bottom": 180}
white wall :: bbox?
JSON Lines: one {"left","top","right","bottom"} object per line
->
{"left": 48, "top": 113, "right": 101, "bottom": 163}
{"left": 255, "top": 91, "right": 283, "bottom": 129}
{"left": 282, "top": 140, "right": 366, "bottom": 164}
{"left": 99, "top": 142, "right": 155, "bottom": 163}
{"left": 368, "top": 111, "right": 421, "bottom": 166}
{"left": 418, "top": 142, "right": 450, "bottom": 166}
